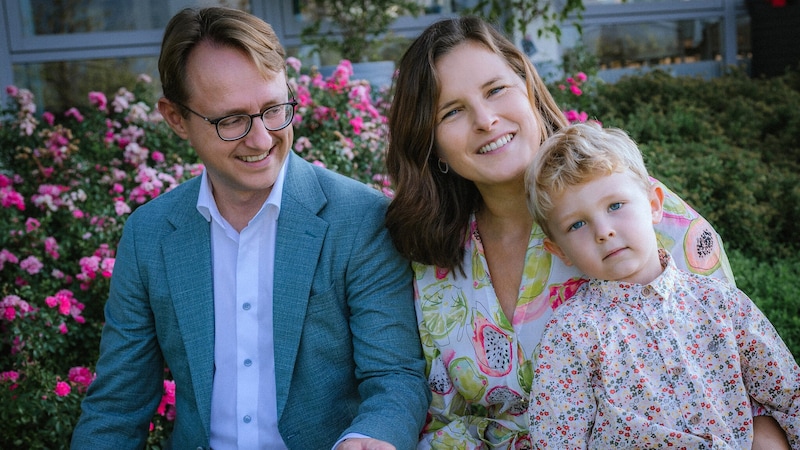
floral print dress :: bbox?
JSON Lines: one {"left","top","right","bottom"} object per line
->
{"left": 414, "top": 181, "right": 734, "bottom": 449}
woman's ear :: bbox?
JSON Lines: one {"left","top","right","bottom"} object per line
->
{"left": 157, "top": 98, "right": 190, "bottom": 140}
{"left": 650, "top": 184, "right": 665, "bottom": 224}
{"left": 543, "top": 237, "right": 573, "bottom": 267}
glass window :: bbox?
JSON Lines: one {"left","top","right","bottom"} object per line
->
{"left": 13, "top": 57, "right": 160, "bottom": 114}
{"left": 582, "top": 19, "right": 723, "bottom": 69}
{"left": 10, "top": 0, "right": 250, "bottom": 113}
{"left": 18, "top": 0, "right": 250, "bottom": 36}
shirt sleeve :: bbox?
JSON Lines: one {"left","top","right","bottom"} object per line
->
{"left": 732, "top": 287, "right": 800, "bottom": 448}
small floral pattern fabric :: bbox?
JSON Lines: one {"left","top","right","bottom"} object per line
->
{"left": 528, "top": 250, "right": 800, "bottom": 449}
{"left": 414, "top": 181, "right": 737, "bottom": 449}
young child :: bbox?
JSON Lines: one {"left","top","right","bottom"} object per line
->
{"left": 524, "top": 122, "right": 800, "bottom": 449}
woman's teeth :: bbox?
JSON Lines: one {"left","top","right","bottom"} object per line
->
{"left": 479, "top": 134, "right": 513, "bottom": 154}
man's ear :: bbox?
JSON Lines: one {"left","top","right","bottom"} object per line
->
{"left": 157, "top": 97, "right": 190, "bottom": 140}
{"left": 650, "top": 184, "right": 665, "bottom": 224}
{"left": 543, "top": 237, "right": 573, "bottom": 267}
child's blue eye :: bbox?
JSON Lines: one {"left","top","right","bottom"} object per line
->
{"left": 568, "top": 221, "right": 585, "bottom": 232}
{"left": 609, "top": 202, "right": 622, "bottom": 211}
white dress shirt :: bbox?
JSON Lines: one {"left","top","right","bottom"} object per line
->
{"left": 197, "top": 160, "right": 288, "bottom": 450}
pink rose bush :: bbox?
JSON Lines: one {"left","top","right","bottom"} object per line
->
{"left": 0, "top": 63, "right": 397, "bottom": 447}
{"left": 287, "top": 57, "right": 393, "bottom": 196}
{"left": 552, "top": 70, "right": 602, "bottom": 126}
{"left": 0, "top": 78, "right": 201, "bottom": 448}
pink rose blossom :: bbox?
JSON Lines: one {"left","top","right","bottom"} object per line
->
{"left": 58, "top": 322, "right": 68, "bottom": 334}
{"left": 349, "top": 116, "right": 363, "bottom": 135}
{"left": 68, "top": 366, "right": 95, "bottom": 389}
{"left": 25, "top": 217, "right": 40, "bottom": 232}
{"left": 44, "top": 236, "right": 60, "bottom": 259}
{"left": 114, "top": 198, "right": 132, "bottom": 216}
{"left": 294, "top": 136, "right": 312, "bottom": 152}
{"left": 286, "top": 56, "right": 302, "bottom": 72}
{"left": 20, "top": 255, "right": 43, "bottom": 275}
{"left": 54, "top": 381, "right": 71, "bottom": 397}
{"left": 0, "top": 186, "right": 25, "bottom": 210}
{"left": 42, "top": 111, "right": 55, "bottom": 125}
{"left": 157, "top": 379, "right": 176, "bottom": 416}
{"left": 88, "top": 91, "right": 108, "bottom": 111}
{"left": 0, "top": 248, "right": 19, "bottom": 270}
{"left": 0, "top": 371, "right": 19, "bottom": 382}
{"left": 64, "top": 107, "right": 84, "bottom": 122}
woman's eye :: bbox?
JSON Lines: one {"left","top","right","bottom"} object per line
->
{"left": 488, "top": 86, "right": 505, "bottom": 96}
{"left": 441, "top": 108, "right": 459, "bottom": 121}
{"left": 609, "top": 202, "right": 622, "bottom": 212}
{"left": 567, "top": 221, "right": 585, "bottom": 232}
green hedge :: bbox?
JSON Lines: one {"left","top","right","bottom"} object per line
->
{"left": 590, "top": 69, "right": 800, "bottom": 261}
{"left": 583, "top": 68, "right": 800, "bottom": 361}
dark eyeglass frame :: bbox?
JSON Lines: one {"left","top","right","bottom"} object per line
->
{"left": 171, "top": 85, "right": 298, "bottom": 141}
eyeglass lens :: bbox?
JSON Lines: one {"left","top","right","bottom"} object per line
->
{"left": 216, "top": 103, "right": 295, "bottom": 140}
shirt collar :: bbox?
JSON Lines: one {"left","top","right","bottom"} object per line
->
{"left": 196, "top": 157, "right": 288, "bottom": 226}
{"left": 590, "top": 248, "right": 677, "bottom": 301}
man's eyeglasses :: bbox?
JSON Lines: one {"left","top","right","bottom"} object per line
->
{"left": 172, "top": 87, "right": 297, "bottom": 141}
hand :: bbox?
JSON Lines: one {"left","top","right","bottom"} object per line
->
{"left": 336, "top": 438, "right": 396, "bottom": 450}
{"left": 751, "top": 415, "right": 790, "bottom": 450}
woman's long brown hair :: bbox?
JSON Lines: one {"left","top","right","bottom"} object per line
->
{"left": 385, "top": 16, "right": 568, "bottom": 275}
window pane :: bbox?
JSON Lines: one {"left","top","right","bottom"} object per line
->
{"left": 584, "top": 0, "right": 701, "bottom": 3}
{"left": 13, "top": 57, "right": 159, "bottom": 114}
{"left": 292, "top": 0, "right": 465, "bottom": 18}
{"left": 18, "top": 0, "right": 250, "bottom": 36}
{"left": 583, "top": 19, "right": 722, "bottom": 69}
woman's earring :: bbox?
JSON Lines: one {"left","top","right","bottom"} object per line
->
{"left": 437, "top": 158, "right": 449, "bottom": 174}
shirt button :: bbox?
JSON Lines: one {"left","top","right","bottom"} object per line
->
{"left": 642, "top": 287, "right": 651, "bottom": 296}
{"left": 655, "top": 321, "right": 667, "bottom": 330}
{"left": 244, "top": 358, "right": 252, "bottom": 367}
{"left": 689, "top": 414, "right": 701, "bottom": 425}
{"left": 243, "top": 415, "right": 252, "bottom": 423}
{"left": 242, "top": 302, "right": 251, "bottom": 310}
{"left": 672, "top": 367, "right": 684, "bottom": 377}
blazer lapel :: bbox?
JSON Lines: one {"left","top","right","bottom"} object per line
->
{"left": 273, "top": 153, "right": 328, "bottom": 418}
{"left": 162, "top": 178, "right": 215, "bottom": 436}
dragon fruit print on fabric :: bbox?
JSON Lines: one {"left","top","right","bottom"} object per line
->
{"left": 472, "top": 312, "right": 513, "bottom": 377}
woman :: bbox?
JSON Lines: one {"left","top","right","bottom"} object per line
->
{"left": 385, "top": 16, "right": 790, "bottom": 449}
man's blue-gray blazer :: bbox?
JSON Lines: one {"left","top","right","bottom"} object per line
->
{"left": 71, "top": 152, "right": 430, "bottom": 449}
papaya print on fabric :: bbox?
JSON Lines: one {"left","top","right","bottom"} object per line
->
{"left": 414, "top": 178, "right": 734, "bottom": 449}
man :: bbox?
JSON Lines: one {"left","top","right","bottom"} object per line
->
{"left": 71, "top": 7, "right": 429, "bottom": 450}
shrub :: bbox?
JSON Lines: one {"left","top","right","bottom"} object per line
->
{"left": 728, "top": 249, "right": 800, "bottom": 365}
{"left": 0, "top": 79, "right": 199, "bottom": 448}
{"left": 585, "top": 69, "right": 800, "bottom": 261}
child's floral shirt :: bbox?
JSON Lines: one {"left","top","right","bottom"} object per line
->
{"left": 528, "top": 250, "right": 800, "bottom": 449}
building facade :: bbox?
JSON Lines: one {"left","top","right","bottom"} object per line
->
{"left": 0, "top": 0, "right": 758, "bottom": 112}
